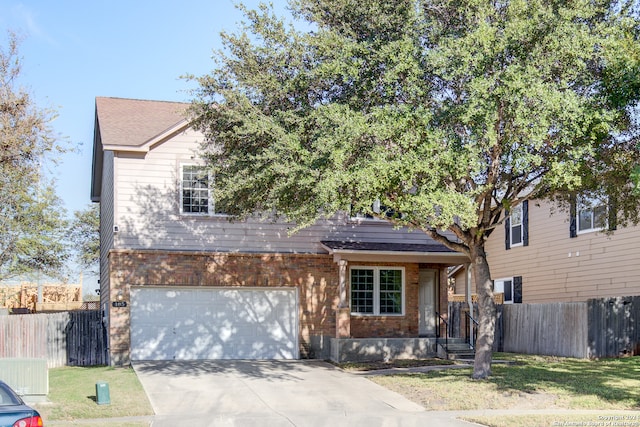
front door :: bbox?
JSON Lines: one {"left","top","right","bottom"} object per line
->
{"left": 418, "top": 269, "right": 437, "bottom": 336}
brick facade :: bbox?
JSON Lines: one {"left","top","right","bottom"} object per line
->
{"left": 349, "top": 263, "right": 420, "bottom": 337}
{"left": 106, "top": 249, "right": 448, "bottom": 364}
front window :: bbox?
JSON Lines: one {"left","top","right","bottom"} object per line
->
{"left": 577, "top": 197, "right": 607, "bottom": 234}
{"left": 510, "top": 204, "right": 523, "bottom": 247}
{"left": 182, "top": 165, "right": 210, "bottom": 214}
{"left": 350, "top": 267, "right": 404, "bottom": 315}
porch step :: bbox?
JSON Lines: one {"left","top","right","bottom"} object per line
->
{"left": 437, "top": 338, "right": 475, "bottom": 361}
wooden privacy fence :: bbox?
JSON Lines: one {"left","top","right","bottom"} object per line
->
{"left": 0, "top": 311, "right": 107, "bottom": 367}
{"left": 501, "top": 303, "right": 588, "bottom": 358}
{"left": 588, "top": 296, "right": 640, "bottom": 358}
{"left": 449, "top": 296, "right": 640, "bottom": 359}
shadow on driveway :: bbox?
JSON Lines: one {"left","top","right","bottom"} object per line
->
{"left": 133, "top": 359, "right": 475, "bottom": 426}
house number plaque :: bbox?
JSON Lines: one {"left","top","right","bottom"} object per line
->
{"left": 112, "top": 301, "right": 127, "bottom": 308}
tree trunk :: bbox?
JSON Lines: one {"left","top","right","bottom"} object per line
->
{"left": 470, "top": 243, "right": 496, "bottom": 379}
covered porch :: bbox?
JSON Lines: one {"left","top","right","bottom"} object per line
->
{"left": 320, "top": 240, "right": 469, "bottom": 362}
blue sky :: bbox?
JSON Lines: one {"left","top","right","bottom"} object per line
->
{"left": 0, "top": 0, "right": 289, "bottom": 289}
{"left": 1, "top": 0, "right": 289, "bottom": 214}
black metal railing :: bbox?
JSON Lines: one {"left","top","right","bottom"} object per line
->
{"left": 465, "top": 311, "right": 479, "bottom": 349}
{"left": 436, "top": 311, "right": 449, "bottom": 352}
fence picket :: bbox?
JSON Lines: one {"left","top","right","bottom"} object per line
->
{"left": 448, "top": 297, "right": 640, "bottom": 359}
{"left": 0, "top": 311, "right": 106, "bottom": 367}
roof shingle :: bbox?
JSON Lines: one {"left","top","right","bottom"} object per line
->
{"left": 95, "top": 97, "right": 188, "bottom": 148}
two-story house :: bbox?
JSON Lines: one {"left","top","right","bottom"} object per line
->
{"left": 91, "top": 97, "right": 468, "bottom": 365}
{"left": 451, "top": 197, "right": 640, "bottom": 304}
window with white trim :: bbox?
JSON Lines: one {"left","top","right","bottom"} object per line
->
{"left": 180, "top": 165, "right": 226, "bottom": 215}
{"left": 577, "top": 196, "right": 607, "bottom": 234}
{"left": 350, "top": 267, "right": 404, "bottom": 315}
{"left": 494, "top": 276, "right": 522, "bottom": 304}
{"left": 509, "top": 204, "right": 523, "bottom": 247}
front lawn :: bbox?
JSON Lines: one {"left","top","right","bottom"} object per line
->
{"left": 33, "top": 366, "right": 153, "bottom": 424}
{"left": 366, "top": 353, "right": 640, "bottom": 426}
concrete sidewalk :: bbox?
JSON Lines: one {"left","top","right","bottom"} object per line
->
{"left": 43, "top": 408, "right": 640, "bottom": 426}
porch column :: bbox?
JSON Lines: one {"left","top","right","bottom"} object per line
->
{"left": 336, "top": 259, "right": 350, "bottom": 338}
{"left": 465, "top": 263, "right": 475, "bottom": 344}
{"left": 439, "top": 266, "right": 449, "bottom": 338}
{"left": 338, "top": 259, "right": 348, "bottom": 308}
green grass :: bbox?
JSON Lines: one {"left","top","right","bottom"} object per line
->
{"left": 33, "top": 366, "right": 153, "bottom": 424}
{"left": 32, "top": 355, "right": 640, "bottom": 427}
{"left": 370, "top": 353, "right": 640, "bottom": 411}
{"left": 462, "top": 414, "right": 640, "bottom": 427}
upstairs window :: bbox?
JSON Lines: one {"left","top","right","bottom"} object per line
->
{"left": 350, "top": 267, "right": 404, "bottom": 315}
{"left": 510, "top": 204, "right": 523, "bottom": 247}
{"left": 505, "top": 200, "right": 528, "bottom": 250}
{"left": 577, "top": 197, "right": 607, "bottom": 234}
{"left": 350, "top": 199, "right": 401, "bottom": 221}
{"left": 181, "top": 165, "right": 227, "bottom": 216}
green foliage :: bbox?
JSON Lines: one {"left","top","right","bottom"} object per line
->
{"left": 69, "top": 204, "right": 100, "bottom": 273}
{"left": 189, "top": 0, "right": 640, "bottom": 378}
{"left": 190, "top": 0, "right": 640, "bottom": 249}
{"left": 0, "top": 32, "right": 70, "bottom": 281}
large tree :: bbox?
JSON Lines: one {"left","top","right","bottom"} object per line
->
{"left": 189, "top": 0, "right": 640, "bottom": 378}
{"left": 0, "top": 32, "right": 70, "bottom": 281}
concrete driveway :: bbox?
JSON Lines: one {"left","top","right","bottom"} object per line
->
{"left": 133, "top": 360, "right": 474, "bottom": 426}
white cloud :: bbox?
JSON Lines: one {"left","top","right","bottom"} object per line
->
{"left": 10, "top": 3, "right": 59, "bottom": 48}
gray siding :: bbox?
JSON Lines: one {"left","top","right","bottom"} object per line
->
{"left": 110, "top": 128, "right": 442, "bottom": 253}
{"left": 99, "top": 151, "right": 114, "bottom": 315}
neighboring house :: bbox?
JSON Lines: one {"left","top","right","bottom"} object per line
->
{"left": 451, "top": 197, "right": 640, "bottom": 304}
{"left": 91, "top": 97, "right": 468, "bottom": 365}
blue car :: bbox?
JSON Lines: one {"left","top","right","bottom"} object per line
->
{"left": 0, "top": 380, "right": 42, "bottom": 427}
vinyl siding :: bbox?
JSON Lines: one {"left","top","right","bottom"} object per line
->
{"left": 99, "top": 151, "right": 115, "bottom": 311}
{"left": 110, "top": 128, "right": 441, "bottom": 253}
{"left": 483, "top": 199, "right": 640, "bottom": 303}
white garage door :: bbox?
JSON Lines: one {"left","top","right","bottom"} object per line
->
{"left": 130, "top": 287, "right": 298, "bottom": 361}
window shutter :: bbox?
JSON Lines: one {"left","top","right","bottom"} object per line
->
{"left": 569, "top": 195, "right": 577, "bottom": 238}
{"left": 513, "top": 276, "right": 523, "bottom": 303}
{"left": 522, "top": 200, "right": 529, "bottom": 247}
{"left": 505, "top": 210, "right": 511, "bottom": 250}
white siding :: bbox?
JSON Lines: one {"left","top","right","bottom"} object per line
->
{"left": 110, "top": 128, "right": 441, "bottom": 253}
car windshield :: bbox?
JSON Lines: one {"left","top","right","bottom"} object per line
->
{"left": 0, "top": 384, "right": 22, "bottom": 406}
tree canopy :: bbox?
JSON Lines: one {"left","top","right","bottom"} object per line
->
{"left": 0, "top": 32, "right": 70, "bottom": 281}
{"left": 68, "top": 204, "right": 100, "bottom": 274}
{"left": 189, "top": 0, "right": 640, "bottom": 378}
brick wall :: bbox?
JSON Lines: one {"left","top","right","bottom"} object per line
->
{"left": 349, "top": 263, "right": 420, "bottom": 337}
{"left": 108, "top": 250, "right": 340, "bottom": 363}
{"left": 106, "top": 249, "right": 449, "bottom": 364}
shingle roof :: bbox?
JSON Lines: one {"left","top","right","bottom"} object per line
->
{"left": 321, "top": 240, "right": 455, "bottom": 253}
{"left": 95, "top": 97, "right": 188, "bottom": 148}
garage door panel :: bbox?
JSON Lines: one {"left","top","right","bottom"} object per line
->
{"left": 130, "top": 287, "right": 298, "bottom": 361}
